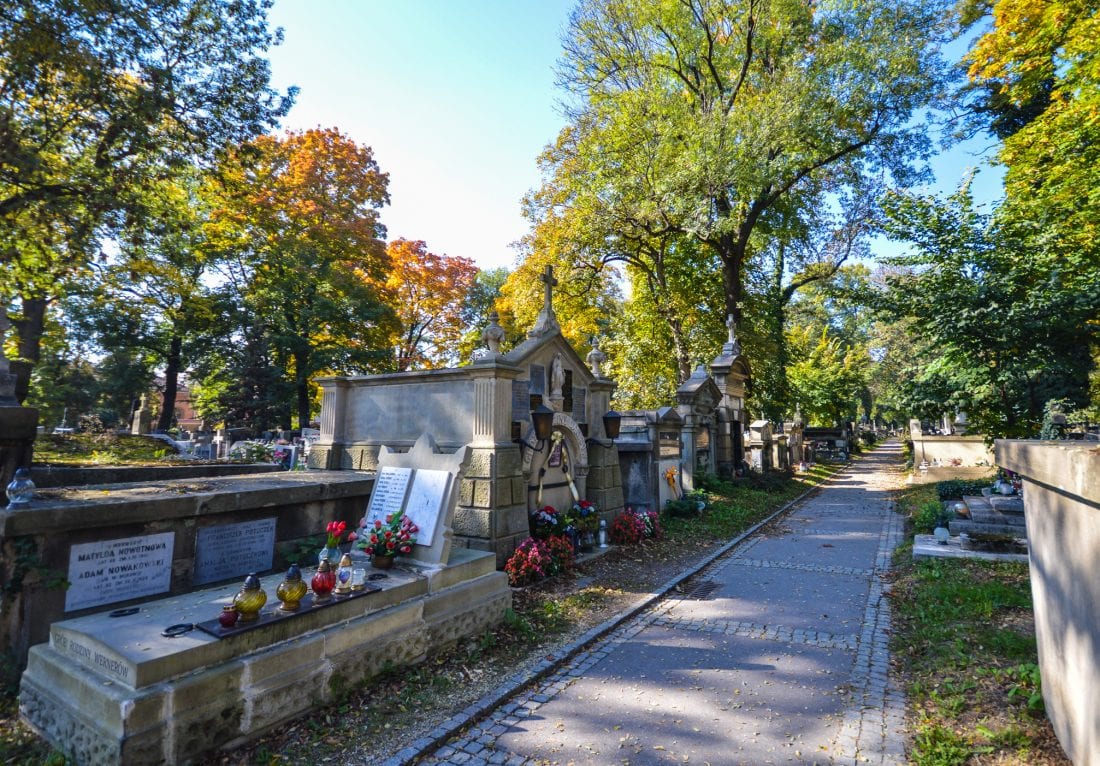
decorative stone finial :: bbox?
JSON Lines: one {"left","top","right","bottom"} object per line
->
{"left": 586, "top": 336, "right": 607, "bottom": 378}
{"left": 793, "top": 404, "right": 803, "bottom": 426}
{"left": 481, "top": 311, "right": 505, "bottom": 355}
{"left": 528, "top": 265, "right": 561, "bottom": 338}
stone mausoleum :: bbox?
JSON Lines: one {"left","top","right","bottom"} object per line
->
{"left": 311, "top": 267, "right": 625, "bottom": 564}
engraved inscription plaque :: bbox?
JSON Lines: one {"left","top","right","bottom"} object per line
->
{"left": 404, "top": 469, "right": 451, "bottom": 546}
{"left": 529, "top": 364, "right": 545, "bottom": 394}
{"left": 193, "top": 518, "right": 276, "bottom": 585}
{"left": 364, "top": 466, "right": 414, "bottom": 527}
{"left": 66, "top": 532, "right": 175, "bottom": 612}
{"left": 512, "top": 379, "right": 531, "bottom": 422}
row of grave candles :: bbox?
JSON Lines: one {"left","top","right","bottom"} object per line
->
{"left": 220, "top": 555, "right": 366, "bottom": 627}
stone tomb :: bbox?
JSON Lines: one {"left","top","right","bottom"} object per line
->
{"left": 19, "top": 434, "right": 509, "bottom": 765}
{"left": 616, "top": 407, "right": 683, "bottom": 511}
{"left": 311, "top": 265, "right": 624, "bottom": 564}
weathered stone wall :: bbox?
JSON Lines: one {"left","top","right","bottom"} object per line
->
{"left": 452, "top": 445, "right": 528, "bottom": 566}
{"left": 585, "top": 441, "right": 625, "bottom": 520}
{"left": 997, "top": 439, "right": 1100, "bottom": 766}
{"left": 30, "top": 463, "right": 284, "bottom": 488}
{"left": 910, "top": 435, "right": 994, "bottom": 467}
{"left": 0, "top": 471, "right": 372, "bottom": 667}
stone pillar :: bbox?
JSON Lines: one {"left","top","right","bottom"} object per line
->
{"left": 584, "top": 377, "right": 624, "bottom": 522}
{"left": 130, "top": 394, "right": 151, "bottom": 435}
{"left": 774, "top": 435, "right": 789, "bottom": 470}
{"left": 679, "top": 414, "right": 697, "bottom": 493}
{"left": 313, "top": 378, "right": 350, "bottom": 469}
{"left": 996, "top": 440, "right": 1100, "bottom": 765}
{"left": 748, "top": 420, "right": 773, "bottom": 472}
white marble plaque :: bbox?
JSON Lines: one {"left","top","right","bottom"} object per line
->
{"left": 405, "top": 469, "right": 450, "bottom": 546}
{"left": 65, "top": 532, "right": 175, "bottom": 612}
{"left": 193, "top": 518, "right": 276, "bottom": 585}
{"left": 364, "top": 466, "right": 413, "bottom": 527}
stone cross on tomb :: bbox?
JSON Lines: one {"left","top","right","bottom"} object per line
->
{"left": 529, "top": 265, "right": 562, "bottom": 338}
{"left": 540, "top": 265, "right": 557, "bottom": 313}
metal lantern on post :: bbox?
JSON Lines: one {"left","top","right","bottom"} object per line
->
{"left": 531, "top": 404, "right": 555, "bottom": 442}
{"left": 602, "top": 410, "right": 622, "bottom": 440}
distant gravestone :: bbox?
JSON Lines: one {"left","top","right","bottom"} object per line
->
{"left": 65, "top": 532, "right": 175, "bottom": 611}
{"left": 193, "top": 518, "right": 276, "bottom": 585}
{"left": 369, "top": 433, "right": 470, "bottom": 565}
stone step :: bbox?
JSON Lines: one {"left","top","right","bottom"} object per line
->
{"left": 949, "top": 520, "right": 1028, "bottom": 539}
{"left": 989, "top": 495, "right": 1025, "bottom": 515}
{"left": 967, "top": 508, "right": 1027, "bottom": 527}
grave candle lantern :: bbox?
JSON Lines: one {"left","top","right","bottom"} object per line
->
{"left": 334, "top": 554, "right": 354, "bottom": 595}
{"left": 311, "top": 559, "right": 336, "bottom": 603}
{"left": 6, "top": 467, "right": 35, "bottom": 508}
{"left": 276, "top": 564, "right": 308, "bottom": 611}
{"left": 232, "top": 573, "right": 267, "bottom": 622}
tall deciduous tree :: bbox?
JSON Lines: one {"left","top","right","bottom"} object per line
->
{"left": 385, "top": 239, "right": 478, "bottom": 371}
{"left": 205, "top": 128, "right": 396, "bottom": 429}
{"left": 965, "top": 0, "right": 1099, "bottom": 256}
{"left": 555, "top": 0, "right": 949, "bottom": 329}
{"left": 0, "top": 0, "right": 293, "bottom": 396}
{"left": 876, "top": 184, "right": 1099, "bottom": 438}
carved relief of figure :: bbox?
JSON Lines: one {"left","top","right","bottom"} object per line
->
{"left": 550, "top": 352, "right": 565, "bottom": 400}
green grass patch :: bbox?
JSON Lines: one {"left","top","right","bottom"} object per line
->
{"left": 889, "top": 503, "right": 1065, "bottom": 763}
{"left": 34, "top": 433, "right": 183, "bottom": 465}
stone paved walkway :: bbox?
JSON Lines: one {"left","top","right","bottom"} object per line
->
{"left": 411, "top": 443, "right": 908, "bottom": 766}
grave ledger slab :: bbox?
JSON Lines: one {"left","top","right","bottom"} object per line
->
{"left": 20, "top": 548, "right": 509, "bottom": 765}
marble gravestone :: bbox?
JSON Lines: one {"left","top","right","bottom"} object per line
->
{"left": 369, "top": 432, "right": 471, "bottom": 566}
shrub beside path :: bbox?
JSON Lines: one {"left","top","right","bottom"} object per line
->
{"left": 410, "top": 443, "right": 909, "bottom": 766}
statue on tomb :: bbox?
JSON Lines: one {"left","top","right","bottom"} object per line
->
{"left": 586, "top": 336, "right": 607, "bottom": 378}
{"left": 550, "top": 352, "right": 565, "bottom": 400}
{"left": 480, "top": 311, "right": 506, "bottom": 354}
{"left": 724, "top": 313, "right": 742, "bottom": 356}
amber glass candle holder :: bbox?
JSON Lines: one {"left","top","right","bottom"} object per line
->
{"left": 233, "top": 573, "right": 268, "bottom": 622}
{"left": 276, "top": 564, "right": 308, "bottom": 611}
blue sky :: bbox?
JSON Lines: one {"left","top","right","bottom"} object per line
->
{"left": 267, "top": 1, "right": 1003, "bottom": 272}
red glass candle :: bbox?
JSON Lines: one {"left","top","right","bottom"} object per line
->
{"left": 311, "top": 559, "right": 336, "bottom": 603}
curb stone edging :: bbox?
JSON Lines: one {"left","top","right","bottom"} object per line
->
{"left": 385, "top": 461, "right": 854, "bottom": 766}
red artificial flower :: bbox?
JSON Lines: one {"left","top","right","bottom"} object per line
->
{"left": 400, "top": 545, "right": 411, "bottom": 554}
{"left": 386, "top": 541, "right": 395, "bottom": 550}
{"left": 370, "top": 534, "right": 378, "bottom": 544}
{"left": 384, "top": 530, "right": 393, "bottom": 539}
{"left": 374, "top": 519, "right": 383, "bottom": 530}
{"left": 347, "top": 531, "right": 358, "bottom": 542}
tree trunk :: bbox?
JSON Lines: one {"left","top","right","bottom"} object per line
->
{"left": 156, "top": 334, "right": 183, "bottom": 432}
{"left": 294, "top": 348, "right": 311, "bottom": 429}
{"left": 10, "top": 295, "right": 48, "bottom": 404}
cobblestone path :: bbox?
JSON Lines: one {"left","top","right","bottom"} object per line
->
{"left": 408, "top": 443, "right": 908, "bottom": 766}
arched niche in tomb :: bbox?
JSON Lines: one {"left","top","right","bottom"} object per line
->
{"left": 521, "top": 411, "right": 589, "bottom": 511}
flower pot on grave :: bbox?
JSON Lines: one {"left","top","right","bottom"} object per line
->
{"left": 371, "top": 554, "right": 396, "bottom": 570}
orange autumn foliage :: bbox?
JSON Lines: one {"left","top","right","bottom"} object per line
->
{"left": 385, "top": 238, "right": 478, "bottom": 371}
